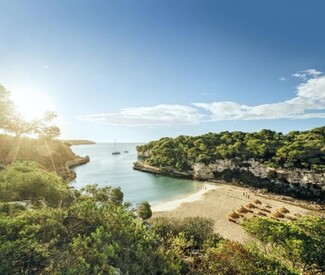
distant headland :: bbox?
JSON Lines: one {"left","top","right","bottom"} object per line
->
{"left": 62, "top": 139, "right": 96, "bottom": 146}
{"left": 0, "top": 135, "right": 90, "bottom": 180}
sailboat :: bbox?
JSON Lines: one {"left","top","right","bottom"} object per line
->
{"left": 112, "top": 139, "right": 120, "bottom": 155}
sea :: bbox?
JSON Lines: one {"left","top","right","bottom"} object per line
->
{"left": 71, "top": 143, "right": 202, "bottom": 206}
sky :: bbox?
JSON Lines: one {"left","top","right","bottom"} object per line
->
{"left": 0, "top": 0, "right": 324, "bottom": 142}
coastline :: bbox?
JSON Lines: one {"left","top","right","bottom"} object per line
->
{"left": 59, "top": 141, "right": 93, "bottom": 181}
{"left": 134, "top": 161, "right": 325, "bottom": 211}
{"left": 58, "top": 155, "right": 90, "bottom": 181}
{"left": 133, "top": 161, "right": 192, "bottom": 179}
{"left": 152, "top": 183, "right": 218, "bottom": 212}
{"left": 62, "top": 140, "right": 96, "bottom": 146}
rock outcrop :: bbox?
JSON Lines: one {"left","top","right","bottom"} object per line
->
{"left": 134, "top": 156, "right": 325, "bottom": 201}
{"left": 57, "top": 155, "right": 90, "bottom": 181}
{"left": 133, "top": 161, "right": 192, "bottom": 179}
{"left": 193, "top": 160, "right": 325, "bottom": 200}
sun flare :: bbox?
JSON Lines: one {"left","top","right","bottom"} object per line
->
{"left": 11, "top": 89, "right": 56, "bottom": 120}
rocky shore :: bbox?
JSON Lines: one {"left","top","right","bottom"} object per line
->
{"left": 57, "top": 155, "right": 90, "bottom": 181}
{"left": 133, "top": 161, "right": 192, "bottom": 179}
{"left": 133, "top": 159, "right": 325, "bottom": 209}
{"left": 192, "top": 160, "right": 325, "bottom": 199}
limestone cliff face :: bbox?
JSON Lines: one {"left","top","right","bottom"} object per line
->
{"left": 136, "top": 148, "right": 325, "bottom": 199}
{"left": 192, "top": 160, "right": 325, "bottom": 199}
{"left": 193, "top": 160, "right": 236, "bottom": 180}
{"left": 193, "top": 159, "right": 325, "bottom": 185}
{"left": 192, "top": 162, "right": 214, "bottom": 179}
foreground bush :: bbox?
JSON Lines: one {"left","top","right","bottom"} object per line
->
{"left": 0, "top": 161, "right": 75, "bottom": 207}
{"left": 243, "top": 216, "right": 325, "bottom": 274}
{"left": 0, "top": 162, "right": 322, "bottom": 274}
{"left": 0, "top": 199, "right": 180, "bottom": 274}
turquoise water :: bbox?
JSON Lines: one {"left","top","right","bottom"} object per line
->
{"left": 71, "top": 143, "right": 202, "bottom": 205}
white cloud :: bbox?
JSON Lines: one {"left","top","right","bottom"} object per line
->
{"left": 294, "top": 113, "right": 325, "bottom": 119}
{"left": 304, "top": 69, "right": 322, "bottom": 77}
{"left": 292, "top": 69, "right": 322, "bottom": 80}
{"left": 78, "top": 104, "right": 205, "bottom": 126}
{"left": 193, "top": 74, "right": 325, "bottom": 121}
{"left": 279, "top": 77, "right": 286, "bottom": 81}
{"left": 292, "top": 73, "right": 306, "bottom": 80}
{"left": 79, "top": 69, "right": 325, "bottom": 126}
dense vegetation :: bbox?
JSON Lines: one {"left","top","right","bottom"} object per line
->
{"left": 0, "top": 161, "right": 324, "bottom": 274}
{"left": 0, "top": 135, "right": 79, "bottom": 171}
{"left": 0, "top": 161, "right": 75, "bottom": 207}
{"left": 137, "top": 127, "right": 325, "bottom": 172}
{"left": 244, "top": 216, "right": 325, "bottom": 273}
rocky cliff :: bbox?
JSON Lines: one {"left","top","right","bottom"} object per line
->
{"left": 193, "top": 159, "right": 324, "bottom": 183}
{"left": 134, "top": 157, "right": 325, "bottom": 201}
{"left": 133, "top": 161, "right": 192, "bottom": 179}
{"left": 57, "top": 155, "right": 90, "bottom": 181}
{"left": 193, "top": 160, "right": 324, "bottom": 199}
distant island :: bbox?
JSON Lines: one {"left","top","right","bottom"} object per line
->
{"left": 134, "top": 126, "right": 325, "bottom": 202}
{"left": 62, "top": 139, "right": 96, "bottom": 146}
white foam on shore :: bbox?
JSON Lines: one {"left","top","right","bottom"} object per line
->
{"left": 152, "top": 183, "right": 218, "bottom": 212}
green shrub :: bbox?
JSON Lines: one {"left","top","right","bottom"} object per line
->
{"left": 0, "top": 161, "right": 74, "bottom": 207}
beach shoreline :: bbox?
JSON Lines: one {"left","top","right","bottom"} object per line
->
{"left": 134, "top": 161, "right": 325, "bottom": 210}
{"left": 152, "top": 182, "right": 323, "bottom": 243}
{"left": 152, "top": 183, "right": 218, "bottom": 212}
{"left": 152, "top": 179, "right": 324, "bottom": 213}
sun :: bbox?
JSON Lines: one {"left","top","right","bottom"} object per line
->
{"left": 11, "top": 88, "right": 56, "bottom": 120}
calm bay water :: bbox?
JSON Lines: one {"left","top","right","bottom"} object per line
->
{"left": 71, "top": 143, "right": 202, "bottom": 205}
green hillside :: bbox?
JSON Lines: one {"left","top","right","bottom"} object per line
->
{"left": 137, "top": 127, "right": 325, "bottom": 172}
{"left": 0, "top": 135, "right": 88, "bottom": 181}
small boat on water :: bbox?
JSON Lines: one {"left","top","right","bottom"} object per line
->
{"left": 124, "top": 150, "right": 129, "bottom": 153}
{"left": 112, "top": 139, "right": 120, "bottom": 155}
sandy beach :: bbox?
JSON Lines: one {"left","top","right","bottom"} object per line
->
{"left": 152, "top": 183, "right": 218, "bottom": 212}
{"left": 152, "top": 182, "right": 321, "bottom": 243}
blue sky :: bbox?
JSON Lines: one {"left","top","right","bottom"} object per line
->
{"left": 0, "top": 0, "right": 324, "bottom": 142}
